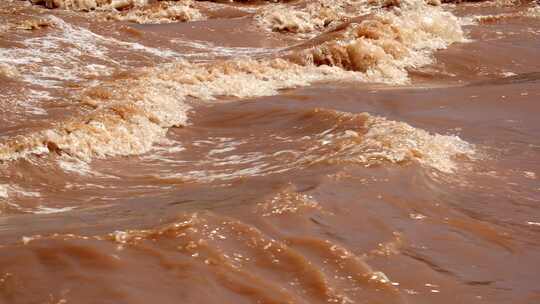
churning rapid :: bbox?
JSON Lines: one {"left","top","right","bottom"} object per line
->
{"left": 1, "top": 0, "right": 540, "bottom": 303}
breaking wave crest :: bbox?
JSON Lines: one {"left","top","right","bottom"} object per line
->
{"left": 0, "top": 0, "right": 472, "bottom": 173}
{"left": 104, "top": 1, "right": 202, "bottom": 24}
{"left": 0, "top": 14, "right": 179, "bottom": 88}
{"left": 282, "top": 0, "right": 465, "bottom": 82}
{"left": 155, "top": 108, "right": 474, "bottom": 184}
{"left": 30, "top": 0, "right": 152, "bottom": 11}
{"left": 0, "top": 59, "right": 357, "bottom": 162}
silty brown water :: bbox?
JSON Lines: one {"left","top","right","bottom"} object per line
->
{"left": 0, "top": 0, "right": 539, "bottom": 303}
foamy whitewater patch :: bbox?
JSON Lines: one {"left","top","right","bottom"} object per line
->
{"left": 30, "top": 0, "right": 148, "bottom": 11}
{"left": 32, "top": 206, "right": 76, "bottom": 214}
{"left": 28, "top": 0, "right": 204, "bottom": 24}
{"left": 155, "top": 110, "right": 473, "bottom": 185}
{"left": 0, "top": 0, "right": 467, "bottom": 165}
{"left": 57, "top": 156, "right": 100, "bottom": 175}
{"left": 13, "top": 17, "right": 53, "bottom": 31}
{"left": 105, "top": 1, "right": 203, "bottom": 24}
{"left": 0, "top": 63, "right": 21, "bottom": 79}
{"left": 0, "top": 184, "right": 41, "bottom": 201}
{"left": 0, "top": 58, "right": 359, "bottom": 162}
{"left": 154, "top": 59, "right": 362, "bottom": 100}
{"left": 294, "top": 111, "right": 475, "bottom": 173}
{"left": 16, "top": 89, "right": 50, "bottom": 116}
{"left": 0, "top": 184, "right": 8, "bottom": 199}
{"left": 256, "top": 0, "right": 389, "bottom": 37}
{"left": 0, "top": 15, "right": 179, "bottom": 88}
{"left": 0, "top": 53, "right": 470, "bottom": 166}
{"left": 525, "top": 5, "right": 540, "bottom": 18}
{"left": 256, "top": 4, "right": 330, "bottom": 36}
{"left": 0, "top": 88, "right": 51, "bottom": 131}
{"left": 286, "top": 0, "right": 465, "bottom": 83}
{"left": 361, "top": 115, "right": 474, "bottom": 172}
{"left": 301, "top": 111, "right": 475, "bottom": 174}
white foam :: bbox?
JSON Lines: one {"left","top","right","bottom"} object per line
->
{"left": 33, "top": 206, "right": 76, "bottom": 214}
{"left": 58, "top": 156, "right": 97, "bottom": 175}
{"left": 0, "top": 15, "right": 179, "bottom": 88}
{"left": 107, "top": 1, "right": 203, "bottom": 24}
{"left": 525, "top": 5, "right": 540, "bottom": 18}
{"left": 353, "top": 0, "right": 465, "bottom": 83}
{"left": 36, "top": 0, "right": 148, "bottom": 11}
{"left": 153, "top": 110, "right": 474, "bottom": 185}
{"left": 362, "top": 115, "right": 475, "bottom": 172}
{"left": 0, "top": 184, "right": 41, "bottom": 200}
{"left": 0, "top": 63, "right": 20, "bottom": 78}
{"left": 256, "top": 0, "right": 383, "bottom": 37}
{"left": 0, "top": 1, "right": 469, "bottom": 166}
{"left": 0, "top": 184, "right": 8, "bottom": 199}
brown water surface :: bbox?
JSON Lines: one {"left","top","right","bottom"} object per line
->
{"left": 1, "top": 0, "right": 539, "bottom": 303}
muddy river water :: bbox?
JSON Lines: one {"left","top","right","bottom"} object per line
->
{"left": 0, "top": 0, "right": 539, "bottom": 303}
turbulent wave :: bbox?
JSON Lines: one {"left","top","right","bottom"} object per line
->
{"left": 28, "top": 0, "right": 205, "bottom": 24}
{"left": 0, "top": 59, "right": 357, "bottom": 162}
{"left": 0, "top": 63, "right": 20, "bottom": 79}
{"left": 0, "top": 61, "right": 474, "bottom": 173}
{"left": 0, "top": 15, "right": 179, "bottom": 87}
{"left": 103, "top": 1, "right": 202, "bottom": 24}
{"left": 0, "top": 107, "right": 473, "bottom": 210}
{"left": 349, "top": 111, "right": 475, "bottom": 172}
{"left": 30, "top": 0, "right": 150, "bottom": 11}
{"left": 1, "top": 1, "right": 539, "bottom": 303}
{"left": 283, "top": 0, "right": 465, "bottom": 82}
{"left": 150, "top": 108, "right": 475, "bottom": 188}
{"left": 0, "top": 0, "right": 472, "bottom": 173}
{"left": 255, "top": 0, "right": 382, "bottom": 36}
